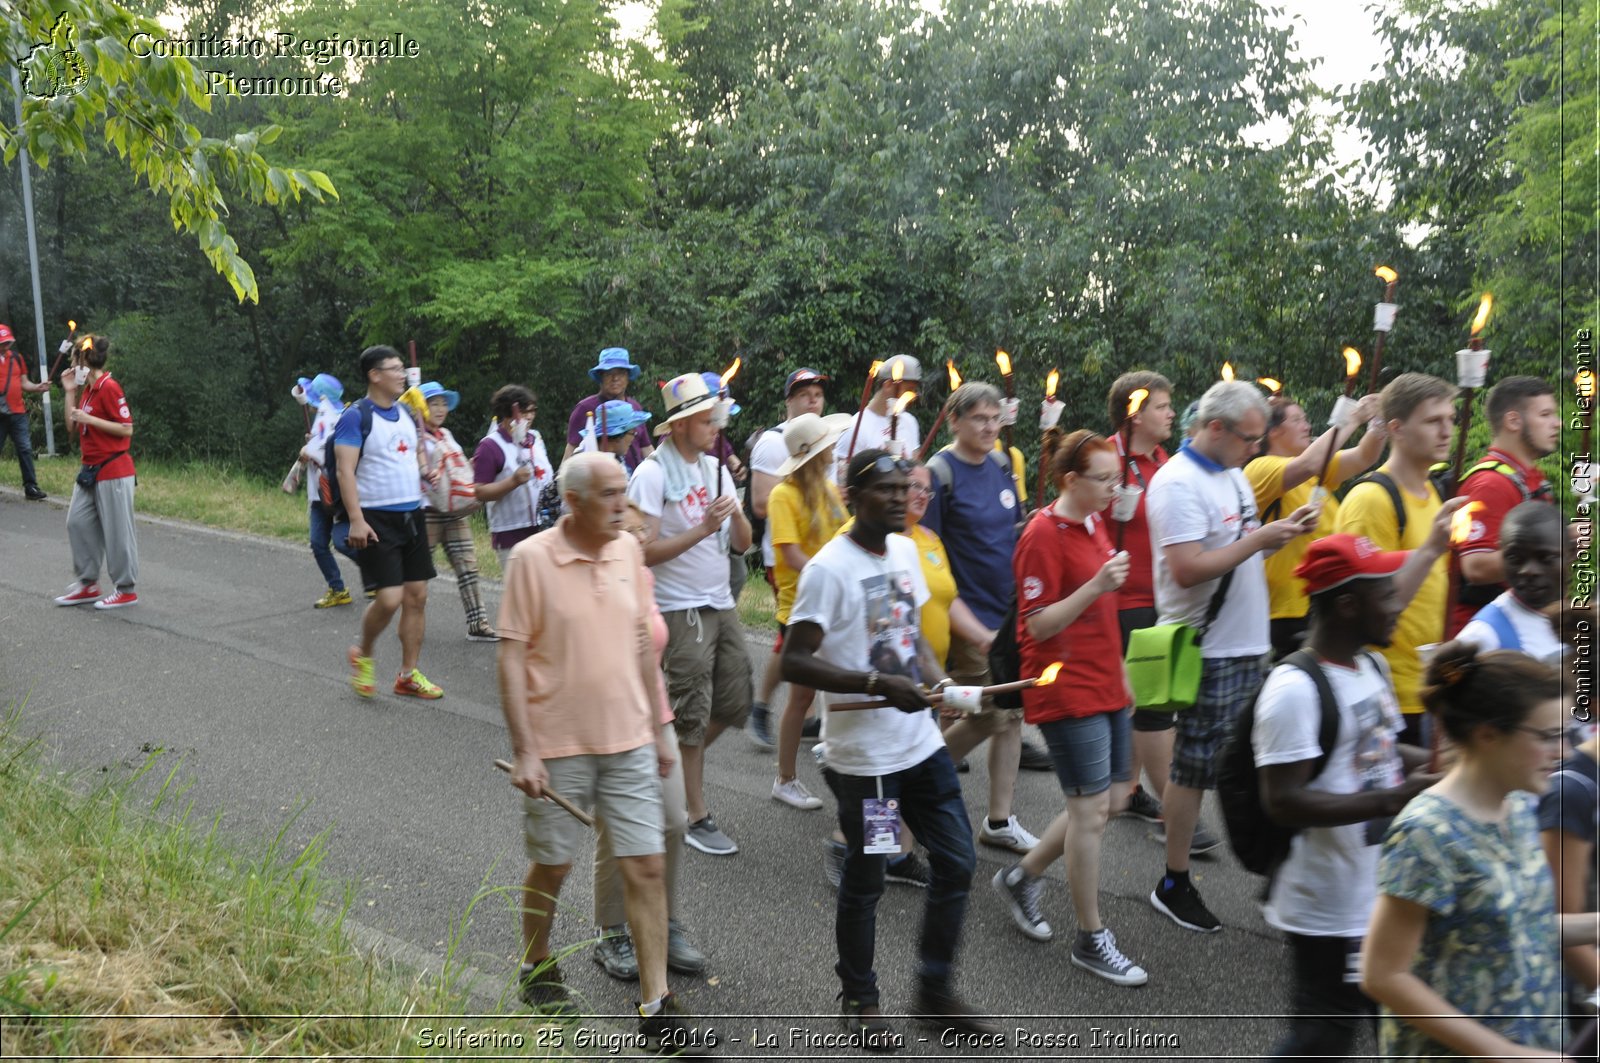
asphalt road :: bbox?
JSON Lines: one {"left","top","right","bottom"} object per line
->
{"left": 0, "top": 489, "right": 1350, "bottom": 1061}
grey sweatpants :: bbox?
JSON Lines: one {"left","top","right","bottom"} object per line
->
{"left": 67, "top": 474, "right": 139, "bottom": 592}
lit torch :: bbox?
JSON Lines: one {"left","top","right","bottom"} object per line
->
{"left": 714, "top": 356, "right": 742, "bottom": 497}
{"left": 996, "top": 348, "right": 1016, "bottom": 453}
{"left": 844, "top": 358, "right": 885, "bottom": 466}
{"left": 1035, "top": 369, "right": 1062, "bottom": 504}
{"left": 826, "top": 661, "right": 1064, "bottom": 712}
{"left": 1449, "top": 294, "right": 1494, "bottom": 489}
{"left": 915, "top": 360, "right": 963, "bottom": 462}
{"left": 1116, "top": 388, "right": 1150, "bottom": 550}
{"left": 48, "top": 319, "right": 80, "bottom": 381}
{"left": 1257, "top": 377, "right": 1282, "bottom": 395}
{"left": 1221, "top": 362, "right": 1235, "bottom": 382}
{"left": 1368, "top": 266, "right": 1399, "bottom": 391}
{"left": 1316, "top": 347, "right": 1366, "bottom": 488}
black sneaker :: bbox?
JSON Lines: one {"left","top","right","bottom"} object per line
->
{"left": 517, "top": 959, "right": 574, "bottom": 1012}
{"left": 1149, "top": 877, "right": 1222, "bottom": 933}
{"left": 912, "top": 981, "right": 999, "bottom": 1037}
{"left": 841, "top": 997, "right": 902, "bottom": 1053}
{"left": 24, "top": 486, "right": 47, "bottom": 501}
{"left": 1018, "top": 739, "right": 1052, "bottom": 772}
{"left": 801, "top": 715, "right": 822, "bottom": 740}
{"left": 639, "top": 993, "right": 715, "bottom": 1056}
{"left": 1120, "top": 785, "right": 1164, "bottom": 823}
{"left": 885, "top": 851, "right": 929, "bottom": 888}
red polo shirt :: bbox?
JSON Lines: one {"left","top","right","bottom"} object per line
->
{"left": 1105, "top": 438, "right": 1167, "bottom": 611}
{"left": 1015, "top": 507, "right": 1130, "bottom": 723}
{"left": 1450, "top": 447, "right": 1550, "bottom": 632}
{"left": 77, "top": 373, "right": 135, "bottom": 480}
{"left": 2, "top": 349, "right": 28, "bottom": 414}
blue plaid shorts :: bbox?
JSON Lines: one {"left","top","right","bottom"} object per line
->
{"left": 1169, "top": 654, "right": 1267, "bottom": 790}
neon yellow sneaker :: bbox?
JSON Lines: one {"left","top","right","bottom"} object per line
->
{"left": 314, "top": 588, "right": 353, "bottom": 609}
{"left": 348, "top": 646, "right": 376, "bottom": 698}
{"left": 394, "top": 669, "right": 443, "bottom": 700}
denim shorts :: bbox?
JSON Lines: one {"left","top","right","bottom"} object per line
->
{"left": 1037, "top": 707, "right": 1132, "bottom": 796}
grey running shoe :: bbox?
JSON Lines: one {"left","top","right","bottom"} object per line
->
{"left": 1071, "top": 927, "right": 1149, "bottom": 986}
{"left": 685, "top": 815, "right": 738, "bottom": 855}
{"left": 593, "top": 926, "right": 638, "bottom": 981}
{"left": 992, "top": 865, "right": 1052, "bottom": 941}
{"left": 667, "top": 919, "right": 707, "bottom": 975}
{"left": 885, "top": 851, "right": 929, "bottom": 888}
{"left": 747, "top": 703, "right": 775, "bottom": 751}
{"left": 1120, "top": 785, "right": 1164, "bottom": 823}
{"left": 1153, "top": 823, "right": 1222, "bottom": 856}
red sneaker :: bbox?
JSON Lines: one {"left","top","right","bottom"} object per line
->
{"left": 54, "top": 583, "right": 101, "bottom": 606}
{"left": 94, "top": 591, "right": 139, "bottom": 610}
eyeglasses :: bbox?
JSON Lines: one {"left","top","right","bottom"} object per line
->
{"left": 1510, "top": 725, "right": 1570, "bottom": 745}
{"left": 1078, "top": 473, "right": 1118, "bottom": 486}
{"left": 908, "top": 484, "right": 934, "bottom": 498}
{"left": 376, "top": 363, "right": 407, "bottom": 374}
{"left": 1225, "top": 424, "right": 1266, "bottom": 447}
{"left": 849, "top": 456, "right": 913, "bottom": 489}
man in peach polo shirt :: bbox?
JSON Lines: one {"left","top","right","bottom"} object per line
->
{"left": 497, "top": 452, "right": 706, "bottom": 1053}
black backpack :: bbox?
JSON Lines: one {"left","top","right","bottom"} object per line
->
{"left": 1217, "top": 649, "right": 1371, "bottom": 877}
{"left": 317, "top": 398, "right": 375, "bottom": 522}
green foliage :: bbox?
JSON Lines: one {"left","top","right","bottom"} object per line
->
{"left": 4, "top": 0, "right": 338, "bottom": 302}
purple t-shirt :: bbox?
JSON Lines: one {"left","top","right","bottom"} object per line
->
{"left": 567, "top": 394, "right": 651, "bottom": 466}
{"left": 472, "top": 426, "right": 538, "bottom": 550}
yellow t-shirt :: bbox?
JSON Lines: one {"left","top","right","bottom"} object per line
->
{"left": 1003, "top": 443, "right": 1028, "bottom": 504}
{"left": 770, "top": 479, "right": 847, "bottom": 624}
{"left": 1246, "top": 451, "right": 1349, "bottom": 621}
{"left": 1333, "top": 467, "right": 1445, "bottom": 715}
{"left": 909, "top": 524, "right": 957, "bottom": 665}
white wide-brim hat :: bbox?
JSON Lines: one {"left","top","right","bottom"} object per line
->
{"left": 774, "top": 413, "right": 854, "bottom": 478}
{"left": 653, "top": 372, "right": 719, "bottom": 435}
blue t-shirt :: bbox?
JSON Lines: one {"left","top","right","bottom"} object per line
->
{"left": 334, "top": 401, "right": 416, "bottom": 513}
{"left": 921, "top": 449, "right": 1020, "bottom": 630}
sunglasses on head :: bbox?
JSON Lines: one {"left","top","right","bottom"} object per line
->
{"left": 849, "top": 456, "right": 913, "bottom": 488}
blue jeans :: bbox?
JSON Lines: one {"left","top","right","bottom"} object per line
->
{"left": 823, "top": 748, "right": 975, "bottom": 1005}
{"left": 308, "top": 501, "right": 357, "bottom": 591}
{"left": 0, "top": 411, "right": 38, "bottom": 490}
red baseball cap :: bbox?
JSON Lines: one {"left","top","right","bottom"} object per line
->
{"left": 0, "top": 324, "right": 13, "bottom": 345}
{"left": 785, "top": 368, "right": 829, "bottom": 395}
{"left": 1295, "top": 533, "right": 1408, "bottom": 595}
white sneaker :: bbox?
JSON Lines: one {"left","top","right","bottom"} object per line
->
{"left": 771, "top": 777, "right": 823, "bottom": 810}
{"left": 978, "top": 814, "right": 1039, "bottom": 853}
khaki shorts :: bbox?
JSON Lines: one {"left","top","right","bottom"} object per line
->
{"left": 522, "top": 744, "right": 663, "bottom": 866}
{"left": 948, "top": 631, "right": 1023, "bottom": 732}
{"left": 661, "top": 606, "right": 752, "bottom": 746}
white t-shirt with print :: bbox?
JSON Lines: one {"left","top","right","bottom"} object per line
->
{"left": 628, "top": 451, "right": 738, "bottom": 613}
{"left": 301, "top": 399, "right": 344, "bottom": 506}
{"left": 1253, "top": 653, "right": 1406, "bottom": 937}
{"left": 789, "top": 532, "right": 944, "bottom": 777}
{"left": 1146, "top": 448, "right": 1270, "bottom": 658}
{"left": 1458, "top": 591, "right": 1562, "bottom": 666}
{"left": 750, "top": 427, "right": 788, "bottom": 568}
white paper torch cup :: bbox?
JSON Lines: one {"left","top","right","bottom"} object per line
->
{"left": 1327, "top": 395, "right": 1358, "bottom": 429}
{"left": 1455, "top": 348, "right": 1489, "bottom": 389}
{"left": 1111, "top": 484, "right": 1143, "bottom": 522}
{"left": 942, "top": 685, "right": 985, "bottom": 716}
{"left": 1373, "top": 302, "right": 1399, "bottom": 332}
{"left": 1039, "top": 400, "right": 1064, "bottom": 431}
{"left": 405, "top": 367, "right": 422, "bottom": 389}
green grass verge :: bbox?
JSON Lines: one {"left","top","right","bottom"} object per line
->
{"left": 736, "top": 566, "right": 777, "bottom": 630}
{"left": 0, "top": 702, "right": 572, "bottom": 1057}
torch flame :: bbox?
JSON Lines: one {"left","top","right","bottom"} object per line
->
{"left": 1258, "top": 377, "right": 1282, "bottom": 394}
{"left": 719, "top": 357, "right": 742, "bottom": 389}
{"left": 1045, "top": 368, "right": 1059, "bottom": 400}
{"left": 1035, "top": 662, "right": 1063, "bottom": 686}
{"left": 946, "top": 360, "right": 962, "bottom": 390}
{"left": 1374, "top": 265, "right": 1398, "bottom": 284}
{"left": 1221, "top": 362, "right": 1235, "bottom": 382}
{"left": 995, "top": 349, "right": 1012, "bottom": 377}
{"left": 869, "top": 360, "right": 883, "bottom": 378}
{"left": 1126, "top": 387, "right": 1150, "bottom": 419}
{"left": 1576, "top": 368, "right": 1595, "bottom": 400}
{"left": 891, "top": 359, "right": 904, "bottom": 383}
{"left": 1470, "top": 293, "right": 1493, "bottom": 336}
{"left": 79, "top": 336, "right": 92, "bottom": 350}
{"left": 1450, "top": 501, "right": 1482, "bottom": 546}
{"left": 68, "top": 320, "right": 76, "bottom": 332}
{"left": 1343, "top": 347, "right": 1362, "bottom": 378}
{"left": 891, "top": 391, "right": 916, "bottom": 417}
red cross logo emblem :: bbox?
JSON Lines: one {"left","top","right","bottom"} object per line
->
{"left": 396, "top": 440, "right": 409, "bottom": 454}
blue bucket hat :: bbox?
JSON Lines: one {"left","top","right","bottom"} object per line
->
{"left": 589, "top": 347, "right": 641, "bottom": 383}
{"left": 419, "top": 381, "right": 459, "bottom": 411}
{"left": 700, "top": 372, "right": 741, "bottom": 417}
{"left": 297, "top": 373, "right": 344, "bottom": 407}
{"left": 596, "top": 399, "right": 651, "bottom": 438}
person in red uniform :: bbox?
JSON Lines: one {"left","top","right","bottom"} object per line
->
{"left": 53, "top": 334, "right": 139, "bottom": 609}
{"left": 0, "top": 322, "right": 54, "bottom": 500}
{"left": 1103, "top": 371, "right": 1176, "bottom": 826}
{"left": 991, "top": 427, "right": 1149, "bottom": 986}
{"left": 1449, "top": 376, "right": 1558, "bottom": 636}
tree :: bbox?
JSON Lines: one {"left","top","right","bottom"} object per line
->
{"left": 3, "top": 0, "right": 337, "bottom": 302}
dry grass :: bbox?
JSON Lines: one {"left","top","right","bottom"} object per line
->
{"left": 0, "top": 705, "right": 562, "bottom": 1058}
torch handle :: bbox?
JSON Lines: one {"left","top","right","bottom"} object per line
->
{"left": 829, "top": 676, "right": 1042, "bottom": 712}
{"left": 916, "top": 405, "right": 951, "bottom": 463}
{"left": 1449, "top": 387, "right": 1477, "bottom": 489}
